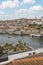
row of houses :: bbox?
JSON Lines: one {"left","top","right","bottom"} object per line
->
{"left": 0, "top": 17, "right": 43, "bottom": 34}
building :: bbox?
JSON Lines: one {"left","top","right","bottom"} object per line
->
{"left": 0, "top": 48, "right": 43, "bottom": 65}
{"left": 4, "top": 53, "right": 43, "bottom": 65}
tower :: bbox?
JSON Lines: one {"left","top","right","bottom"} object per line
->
{"left": 41, "top": 16, "right": 43, "bottom": 22}
{"left": 35, "top": 16, "right": 37, "bottom": 21}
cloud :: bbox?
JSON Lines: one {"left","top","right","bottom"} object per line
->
{"left": 15, "top": 8, "right": 27, "bottom": 14}
{"left": 0, "top": 13, "right": 15, "bottom": 20}
{"left": 29, "top": 5, "right": 43, "bottom": 11}
{"left": 0, "top": 11, "right": 5, "bottom": 15}
{"left": 14, "top": 6, "right": 43, "bottom": 19}
{"left": 22, "top": 0, "right": 35, "bottom": 4}
{"left": 15, "top": 8, "right": 36, "bottom": 15}
{"left": 0, "top": 0, "right": 19, "bottom": 9}
{"left": 0, "top": 7, "right": 35, "bottom": 20}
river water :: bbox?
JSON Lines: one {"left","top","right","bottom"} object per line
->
{"left": 0, "top": 35, "right": 43, "bottom": 49}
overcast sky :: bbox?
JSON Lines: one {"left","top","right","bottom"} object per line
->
{"left": 0, "top": 0, "right": 43, "bottom": 20}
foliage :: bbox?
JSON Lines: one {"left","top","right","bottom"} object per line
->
{"left": 3, "top": 43, "right": 14, "bottom": 52}
{"left": 0, "top": 47, "right": 3, "bottom": 56}
{"left": 3, "top": 41, "right": 30, "bottom": 53}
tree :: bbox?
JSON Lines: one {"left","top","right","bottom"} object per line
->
{"left": 0, "top": 47, "right": 3, "bottom": 56}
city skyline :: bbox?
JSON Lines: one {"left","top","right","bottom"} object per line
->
{"left": 0, "top": 0, "right": 43, "bottom": 20}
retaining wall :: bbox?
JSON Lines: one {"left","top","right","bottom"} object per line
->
{"left": 0, "top": 48, "right": 43, "bottom": 65}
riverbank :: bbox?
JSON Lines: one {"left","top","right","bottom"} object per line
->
{"left": 0, "top": 35, "right": 43, "bottom": 49}
{"left": 0, "top": 32, "right": 43, "bottom": 38}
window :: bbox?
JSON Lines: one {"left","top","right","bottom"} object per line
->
{"left": 33, "top": 52, "right": 36, "bottom": 55}
{"left": 29, "top": 53, "right": 31, "bottom": 56}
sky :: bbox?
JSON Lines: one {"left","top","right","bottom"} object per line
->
{"left": 0, "top": 0, "right": 43, "bottom": 20}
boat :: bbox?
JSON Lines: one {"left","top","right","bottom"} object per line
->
{"left": 30, "top": 33, "right": 41, "bottom": 37}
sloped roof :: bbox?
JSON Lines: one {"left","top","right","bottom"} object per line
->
{"left": 4, "top": 53, "right": 43, "bottom": 65}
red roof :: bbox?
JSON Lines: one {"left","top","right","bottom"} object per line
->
{"left": 4, "top": 53, "right": 43, "bottom": 65}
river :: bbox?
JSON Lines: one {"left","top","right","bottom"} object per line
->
{"left": 0, "top": 35, "right": 43, "bottom": 49}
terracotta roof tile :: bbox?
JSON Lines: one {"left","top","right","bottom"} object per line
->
{"left": 4, "top": 53, "right": 43, "bottom": 65}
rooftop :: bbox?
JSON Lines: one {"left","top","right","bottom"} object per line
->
{"left": 4, "top": 53, "right": 43, "bottom": 65}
